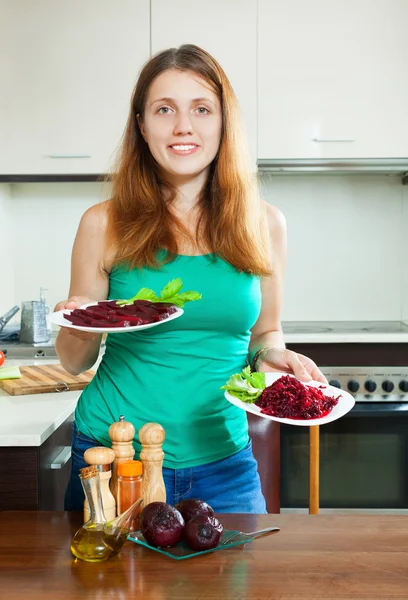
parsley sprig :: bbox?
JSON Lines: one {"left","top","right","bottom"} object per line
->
{"left": 116, "top": 278, "right": 202, "bottom": 308}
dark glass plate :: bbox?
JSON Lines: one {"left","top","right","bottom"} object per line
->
{"left": 127, "top": 529, "right": 254, "bottom": 560}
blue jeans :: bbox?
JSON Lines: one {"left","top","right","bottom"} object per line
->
{"left": 65, "top": 422, "right": 267, "bottom": 514}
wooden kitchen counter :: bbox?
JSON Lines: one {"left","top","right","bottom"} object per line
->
{"left": 0, "top": 511, "right": 407, "bottom": 599}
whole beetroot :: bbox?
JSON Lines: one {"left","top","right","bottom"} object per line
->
{"left": 183, "top": 514, "right": 223, "bottom": 551}
{"left": 174, "top": 498, "right": 215, "bottom": 523}
{"left": 141, "top": 502, "right": 185, "bottom": 548}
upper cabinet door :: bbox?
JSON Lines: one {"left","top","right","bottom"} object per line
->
{"left": 151, "top": 0, "right": 257, "bottom": 167}
{"left": 258, "top": 0, "right": 408, "bottom": 160}
{"left": 0, "top": 1, "right": 150, "bottom": 175}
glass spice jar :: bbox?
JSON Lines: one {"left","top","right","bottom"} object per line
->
{"left": 117, "top": 460, "right": 143, "bottom": 528}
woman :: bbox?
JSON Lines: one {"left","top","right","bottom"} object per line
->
{"left": 56, "top": 44, "right": 326, "bottom": 513}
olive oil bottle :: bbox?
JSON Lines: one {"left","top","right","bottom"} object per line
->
{"left": 70, "top": 465, "right": 142, "bottom": 562}
{"left": 70, "top": 465, "right": 113, "bottom": 562}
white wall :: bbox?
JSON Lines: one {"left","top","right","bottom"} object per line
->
{"left": 402, "top": 183, "right": 408, "bottom": 322}
{"left": 2, "top": 175, "right": 408, "bottom": 324}
{"left": 5, "top": 182, "right": 109, "bottom": 322}
{"left": 260, "top": 174, "right": 406, "bottom": 321}
{"left": 0, "top": 184, "right": 15, "bottom": 317}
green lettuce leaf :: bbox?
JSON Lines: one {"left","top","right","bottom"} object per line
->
{"left": 241, "top": 366, "right": 266, "bottom": 390}
{"left": 221, "top": 365, "right": 266, "bottom": 404}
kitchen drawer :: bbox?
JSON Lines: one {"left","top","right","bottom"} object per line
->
{"left": 0, "top": 413, "right": 73, "bottom": 511}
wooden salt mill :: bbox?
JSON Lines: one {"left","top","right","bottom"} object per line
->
{"left": 108, "top": 415, "right": 136, "bottom": 501}
{"left": 139, "top": 422, "right": 166, "bottom": 506}
{"left": 83, "top": 446, "right": 116, "bottom": 522}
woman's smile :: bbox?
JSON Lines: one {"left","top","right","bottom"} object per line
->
{"left": 168, "top": 143, "right": 200, "bottom": 156}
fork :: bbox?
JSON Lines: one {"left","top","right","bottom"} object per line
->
{"left": 220, "top": 526, "right": 280, "bottom": 545}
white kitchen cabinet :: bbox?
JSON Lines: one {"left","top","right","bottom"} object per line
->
{"left": 151, "top": 0, "right": 257, "bottom": 167}
{"left": 258, "top": 0, "right": 408, "bottom": 160}
{"left": 0, "top": 0, "right": 150, "bottom": 175}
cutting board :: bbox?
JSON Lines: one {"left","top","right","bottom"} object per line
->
{"left": 0, "top": 364, "right": 95, "bottom": 396}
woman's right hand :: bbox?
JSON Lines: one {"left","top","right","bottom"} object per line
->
{"left": 54, "top": 296, "right": 101, "bottom": 341}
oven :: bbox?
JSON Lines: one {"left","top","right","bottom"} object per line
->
{"left": 282, "top": 323, "right": 408, "bottom": 514}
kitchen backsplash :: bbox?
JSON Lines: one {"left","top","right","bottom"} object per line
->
{"left": 403, "top": 184, "right": 408, "bottom": 323}
{"left": 0, "top": 182, "right": 107, "bottom": 322}
{"left": 260, "top": 174, "right": 408, "bottom": 321}
{"left": 1, "top": 176, "right": 407, "bottom": 323}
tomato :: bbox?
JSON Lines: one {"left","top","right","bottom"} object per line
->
{"left": 0, "top": 351, "right": 5, "bottom": 367}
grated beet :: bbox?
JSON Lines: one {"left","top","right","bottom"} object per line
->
{"left": 256, "top": 375, "right": 340, "bottom": 420}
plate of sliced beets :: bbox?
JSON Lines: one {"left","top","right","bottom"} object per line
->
{"left": 51, "top": 299, "right": 183, "bottom": 333}
{"left": 224, "top": 372, "right": 355, "bottom": 426}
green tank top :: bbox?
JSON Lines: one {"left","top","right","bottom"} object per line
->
{"left": 75, "top": 251, "right": 262, "bottom": 469}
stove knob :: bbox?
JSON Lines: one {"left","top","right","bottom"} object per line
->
{"left": 347, "top": 380, "right": 360, "bottom": 393}
{"left": 399, "top": 380, "right": 408, "bottom": 393}
{"left": 329, "top": 379, "right": 341, "bottom": 389}
{"left": 365, "top": 380, "right": 377, "bottom": 393}
{"left": 382, "top": 380, "right": 394, "bottom": 393}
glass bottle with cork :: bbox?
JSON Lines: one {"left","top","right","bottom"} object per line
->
{"left": 70, "top": 465, "right": 142, "bottom": 562}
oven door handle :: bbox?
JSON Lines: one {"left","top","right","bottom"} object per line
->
{"left": 351, "top": 402, "right": 408, "bottom": 417}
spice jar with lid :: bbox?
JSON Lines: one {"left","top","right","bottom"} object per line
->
{"left": 117, "top": 460, "right": 143, "bottom": 527}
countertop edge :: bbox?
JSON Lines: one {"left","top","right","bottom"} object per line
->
{"left": 285, "top": 333, "right": 408, "bottom": 344}
{"left": 0, "top": 394, "right": 78, "bottom": 447}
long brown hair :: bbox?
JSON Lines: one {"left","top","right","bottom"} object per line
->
{"left": 107, "top": 44, "right": 272, "bottom": 275}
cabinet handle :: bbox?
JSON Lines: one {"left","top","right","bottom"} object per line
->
{"left": 49, "top": 446, "right": 71, "bottom": 469}
{"left": 47, "top": 154, "right": 91, "bottom": 159}
{"left": 312, "top": 138, "right": 355, "bottom": 143}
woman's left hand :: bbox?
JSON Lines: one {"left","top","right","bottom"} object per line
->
{"left": 257, "top": 347, "right": 328, "bottom": 384}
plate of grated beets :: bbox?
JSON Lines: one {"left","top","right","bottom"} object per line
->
{"left": 222, "top": 368, "right": 355, "bottom": 426}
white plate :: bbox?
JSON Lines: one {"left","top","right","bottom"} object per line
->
{"left": 224, "top": 372, "right": 355, "bottom": 426}
{"left": 51, "top": 302, "right": 184, "bottom": 333}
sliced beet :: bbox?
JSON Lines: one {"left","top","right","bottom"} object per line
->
{"left": 79, "top": 309, "right": 123, "bottom": 322}
{"left": 65, "top": 314, "right": 93, "bottom": 326}
{"left": 65, "top": 299, "right": 177, "bottom": 329}
{"left": 112, "top": 315, "right": 143, "bottom": 326}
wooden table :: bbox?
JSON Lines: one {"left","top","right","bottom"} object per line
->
{"left": 1, "top": 511, "right": 408, "bottom": 599}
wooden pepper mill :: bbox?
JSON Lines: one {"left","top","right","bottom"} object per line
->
{"left": 108, "top": 415, "right": 136, "bottom": 501}
{"left": 139, "top": 422, "right": 166, "bottom": 507}
{"left": 83, "top": 446, "right": 116, "bottom": 522}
